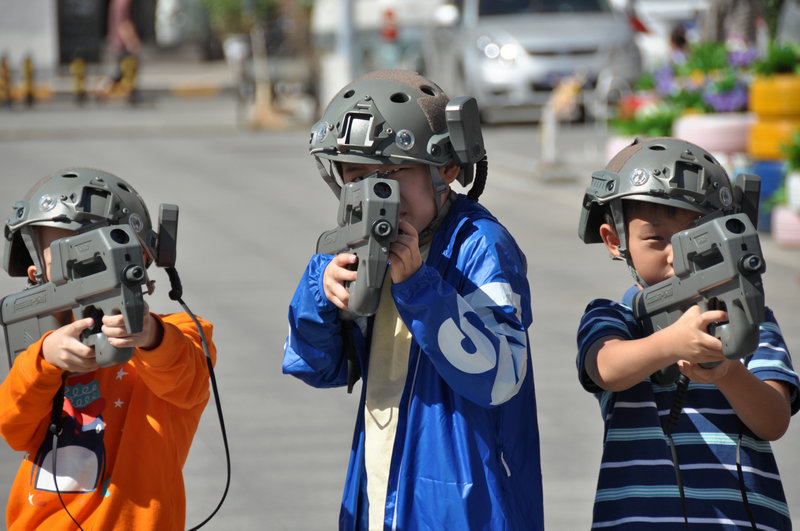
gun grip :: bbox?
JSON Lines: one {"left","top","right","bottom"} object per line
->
{"left": 83, "top": 332, "right": 134, "bottom": 368}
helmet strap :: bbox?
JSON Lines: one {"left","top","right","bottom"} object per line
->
{"left": 20, "top": 226, "right": 45, "bottom": 284}
{"left": 417, "top": 165, "right": 452, "bottom": 242}
{"left": 609, "top": 198, "right": 649, "bottom": 289}
{"left": 316, "top": 157, "right": 342, "bottom": 197}
{"left": 419, "top": 190, "right": 456, "bottom": 244}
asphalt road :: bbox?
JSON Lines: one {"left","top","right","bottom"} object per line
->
{"left": 0, "top": 96, "right": 798, "bottom": 529}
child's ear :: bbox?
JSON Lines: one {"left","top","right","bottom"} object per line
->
{"left": 441, "top": 161, "right": 461, "bottom": 185}
{"left": 599, "top": 223, "right": 622, "bottom": 259}
{"left": 26, "top": 265, "right": 38, "bottom": 283}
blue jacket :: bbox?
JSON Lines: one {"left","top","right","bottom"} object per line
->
{"left": 284, "top": 195, "right": 544, "bottom": 530}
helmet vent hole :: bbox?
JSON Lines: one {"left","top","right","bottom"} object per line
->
{"left": 117, "top": 182, "right": 130, "bottom": 193}
{"left": 648, "top": 145, "right": 666, "bottom": 151}
{"left": 343, "top": 89, "right": 355, "bottom": 99}
{"left": 703, "top": 154, "right": 717, "bottom": 164}
{"left": 390, "top": 92, "right": 410, "bottom": 103}
{"left": 62, "top": 172, "right": 79, "bottom": 179}
{"left": 419, "top": 85, "right": 436, "bottom": 96}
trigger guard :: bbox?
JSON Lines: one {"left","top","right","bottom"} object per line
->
{"left": 83, "top": 333, "right": 134, "bottom": 368}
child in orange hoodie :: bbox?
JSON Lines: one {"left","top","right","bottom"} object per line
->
{"left": 0, "top": 168, "right": 216, "bottom": 530}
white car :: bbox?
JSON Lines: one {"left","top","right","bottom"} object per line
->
{"left": 422, "top": 0, "right": 643, "bottom": 123}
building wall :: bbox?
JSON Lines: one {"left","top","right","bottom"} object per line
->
{"left": 0, "top": 0, "right": 59, "bottom": 75}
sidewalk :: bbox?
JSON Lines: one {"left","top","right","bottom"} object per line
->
{"left": 3, "top": 43, "right": 314, "bottom": 104}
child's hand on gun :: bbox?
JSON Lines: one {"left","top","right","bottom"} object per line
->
{"left": 323, "top": 253, "right": 358, "bottom": 311}
{"left": 42, "top": 317, "right": 99, "bottom": 374}
{"left": 102, "top": 302, "right": 162, "bottom": 350}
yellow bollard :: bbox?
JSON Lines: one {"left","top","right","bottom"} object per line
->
{"left": 22, "top": 55, "right": 34, "bottom": 107}
{"left": 120, "top": 55, "right": 138, "bottom": 104}
{"left": 0, "top": 56, "right": 11, "bottom": 107}
{"left": 69, "top": 57, "right": 87, "bottom": 105}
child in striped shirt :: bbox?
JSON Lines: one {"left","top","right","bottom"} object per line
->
{"left": 576, "top": 137, "right": 799, "bottom": 529}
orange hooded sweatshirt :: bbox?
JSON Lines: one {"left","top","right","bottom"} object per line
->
{"left": 0, "top": 312, "right": 216, "bottom": 530}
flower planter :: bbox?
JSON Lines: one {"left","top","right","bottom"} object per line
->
{"left": 750, "top": 160, "right": 785, "bottom": 232}
{"left": 771, "top": 205, "right": 800, "bottom": 247}
{"left": 748, "top": 119, "right": 800, "bottom": 160}
{"left": 788, "top": 171, "right": 800, "bottom": 211}
{"left": 671, "top": 112, "right": 754, "bottom": 155}
{"left": 749, "top": 74, "right": 800, "bottom": 118}
{"left": 748, "top": 74, "right": 800, "bottom": 160}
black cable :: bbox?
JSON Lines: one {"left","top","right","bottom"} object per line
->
{"left": 48, "top": 267, "right": 229, "bottom": 530}
{"left": 736, "top": 428, "right": 758, "bottom": 530}
{"left": 467, "top": 157, "right": 488, "bottom": 201}
{"left": 166, "top": 267, "right": 231, "bottom": 531}
{"left": 664, "top": 373, "right": 690, "bottom": 531}
{"left": 341, "top": 320, "right": 360, "bottom": 394}
{"left": 50, "top": 373, "right": 86, "bottom": 531}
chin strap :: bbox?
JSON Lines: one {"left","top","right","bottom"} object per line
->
{"left": 20, "top": 226, "right": 46, "bottom": 285}
{"left": 418, "top": 190, "right": 456, "bottom": 244}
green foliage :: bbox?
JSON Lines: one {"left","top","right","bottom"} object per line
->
{"left": 675, "top": 41, "right": 729, "bottom": 76}
{"left": 633, "top": 71, "right": 655, "bottom": 92}
{"left": 752, "top": 42, "right": 800, "bottom": 75}
{"left": 781, "top": 130, "right": 800, "bottom": 172}
{"left": 762, "top": 0, "right": 784, "bottom": 40}
{"left": 609, "top": 103, "right": 683, "bottom": 138}
{"left": 201, "top": 0, "right": 280, "bottom": 34}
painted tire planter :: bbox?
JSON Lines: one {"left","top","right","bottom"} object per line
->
{"left": 749, "top": 75, "right": 800, "bottom": 119}
{"left": 748, "top": 75, "right": 800, "bottom": 160}
{"left": 671, "top": 112, "right": 754, "bottom": 154}
{"left": 771, "top": 205, "right": 800, "bottom": 247}
{"left": 750, "top": 160, "right": 785, "bottom": 232}
{"left": 748, "top": 119, "right": 800, "bottom": 160}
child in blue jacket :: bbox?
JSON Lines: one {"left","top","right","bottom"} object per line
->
{"left": 283, "top": 70, "right": 544, "bottom": 530}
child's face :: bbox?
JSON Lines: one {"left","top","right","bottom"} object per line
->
{"left": 28, "top": 226, "right": 76, "bottom": 283}
{"left": 625, "top": 204, "right": 699, "bottom": 286}
{"left": 340, "top": 162, "right": 455, "bottom": 235}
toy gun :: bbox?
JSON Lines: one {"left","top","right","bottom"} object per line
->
{"left": 316, "top": 176, "right": 400, "bottom": 318}
{"left": 1, "top": 204, "right": 179, "bottom": 370}
{"left": 632, "top": 174, "right": 766, "bottom": 385}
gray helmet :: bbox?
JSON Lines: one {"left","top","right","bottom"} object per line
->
{"left": 578, "top": 137, "right": 735, "bottom": 255}
{"left": 309, "top": 69, "right": 485, "bottom": 199}
{"left": 4, "top": 168, "right": 157, "bottom": 281}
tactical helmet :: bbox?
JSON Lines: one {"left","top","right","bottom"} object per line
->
{"left": 309, "top": 69, "right": 485, "bottom": 198}
{"left": 4, "top": 168, "right": 156, "bottom": 280}
{"left": 578, "top": 137, "right": 735, "bottom": 254}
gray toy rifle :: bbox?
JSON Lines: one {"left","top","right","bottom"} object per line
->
{"left": 632, "top": 175, "right": 766, "bottom": 385}
{"left": 1, "top": 224, "right": 149, "bottom": 369}
{"left": 316, "top": 176, "right": 400, "bottom": 318}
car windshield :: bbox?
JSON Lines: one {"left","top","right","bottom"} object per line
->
{"left": 479, "top": 0, "right": 609, "bottom": 15}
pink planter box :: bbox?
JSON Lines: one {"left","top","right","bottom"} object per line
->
{"left": 771, "top": 205, "right": 800, "bottom": 247}
{"left": 672, "top": 113, "right": 755, "bottom": 155}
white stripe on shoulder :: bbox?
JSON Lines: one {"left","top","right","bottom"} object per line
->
{"left": 464, "top": 281, "right": 522, "bottom": 319}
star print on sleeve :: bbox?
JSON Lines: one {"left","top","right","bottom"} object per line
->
{"left": 115, "top": 367, "right": 128, "bottom": 380}
{"left": 114, "top": 399, "right": 124, "bottom": 408}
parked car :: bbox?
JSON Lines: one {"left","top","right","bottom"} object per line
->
{"left": 422, "top": 0, "right": 642, "bottom": 123}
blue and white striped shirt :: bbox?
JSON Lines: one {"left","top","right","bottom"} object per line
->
{"left": 577, "top": 287, "right": 799, "bottom": 530}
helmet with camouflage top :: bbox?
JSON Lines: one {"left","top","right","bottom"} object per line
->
{"left": 4, "top": 168, "right": 157, "bottom": 283}
{"left": 309, "top": 69, "right": 487, "bottom": 203}
{"left": 578, "top": 137, "right": 736, "bottom": 256}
